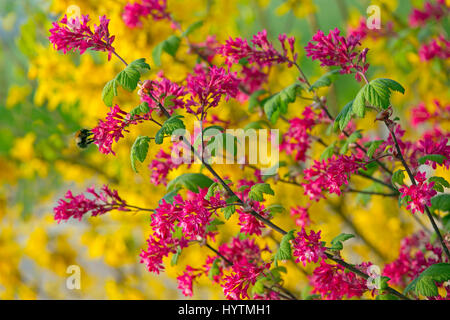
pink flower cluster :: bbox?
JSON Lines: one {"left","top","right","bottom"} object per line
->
{"left": 399, "top": 172, "right": 437, "bottom": 214}
{"left": 138, "top": 75, "right": 187, "bottom": 116}
{"left": 54, "top": 185, "right": 128, "bottom": 222}
{"left": 302, "top": 155, "right": 366, "bottom": 201}
{"left": 280, "top": 106, "right": 318, "bottom": 162}
{"left": 309, "top": 261, "right": 370, "bottom": 300}
{"left": 185, "top": 65, "right": 240, "bottom": 116}
{"left": 383, "top": 231, "right": 448, "bottom": 298}
{"left": 91, "top": 104, "right": 150, "bottom": 155}
{"left": 305, "top": 28, "right": 369, "bottom": 79}
{"left": 292, "top": 228, "right": 326, "bottom": 266}
{"left": 149, "top": 148, "right": 182, "bottom": 186}
{"left": 290, "top": 205, "right": 311, "bottom": 228}
{"left": 417, "top": 138, "right": 450, "bottom": 169}
{"left": 140, "top": 188, "right": 226, "bottom": 274}
{"left": 347, "top": 18, "right": 395, "bottom": 40}
{"left": 49, "top": 15, "right": 115, "bottom": 60}
{"left": 177, "top": 265, "right": 204, "bottom": 297}
{"left": 217, "top": 30, "right": 296, "bottom": 68}
{"left": 188, "top": 35, "right": 219, "bottom": 64}
{"left": 411, "top": 100, "right": 450, "bottom": 127}
{"left": 409, "top": 0, "right": 448, "bottom": 27}
{"left": 122, "top": 0, "right": 170, "bottom": 28}
{"left": 419, "top": 35, "right": 450, "bottom": 61}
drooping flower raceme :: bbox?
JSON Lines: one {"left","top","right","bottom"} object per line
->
{"left": 305, "top": 28, "right": 369, "bottom": 80}
{"left": 409, "top": 0, "right": 447, "bottom": 27}
{"left": 411, "top": 100, "right": 450, "bottom": 127}
{"left": 302, "top": 155, "right": 366, "bottom": 201}
{"left": 280, "top": 106, "right": 318, "bottom": 162}
{"left": 309, "top": 261, "right": 370, "bottom": 300}
{"left": 292, "top": 228, "right": 326, "bottom": 266}
{"left": 122, "top": 0, "right": 170, "bottom": 28}
{"left": 49, "top": 14, "right": 115, "bottom": 60}
{"left": 54, "top": 185, "right": 128, "bottom": 222}
{"left": 290, "top": 205, "right": 311, "bottom": 228}
{"left": 185, "top": 64, "right": 240, "bottom": 116}
{"left": 418, "top": 35, "right": 450, "bottom": 61}
{"left": 91, "top": 104, "right": 150, "bottom": 155}
{"left": 399, "top": 172, "right": 437, "bottom": 214}
{"left": 218, "top": 30, "right": 296, "bottom": 68}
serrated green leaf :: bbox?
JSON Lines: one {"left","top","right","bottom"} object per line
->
{"left": 130, "top": 136, "right": 151, "bottom": 173}
{"left": 274, "top": 230, "right": 295, "bottom": 264}
{"left": 129, "top": 102, "right": 150, "bottom": 119}
{"left": 127, "top": 58, "right": 151, "bottom": 74}
{"left": 340, "top": 131, "right": 362, "bottom": 154}
{"left": 205, "top": 182, "right": 219, "bottom": 200}
{"left": 320, "top": 141, "right": 336, "bottom": 160}
{"left": 264, "top": 83, "right": 302, "bottom": 124}
{"left": 182, "top": 20, "right": 203, "bottom": 37}
{"left": 352, "top": 87, "right": 366, "bottom": 118}
{"left": 167, "top": 173, "right": 214, "bottom": 193}
{"left": 405, "top": 263, "right": 450, "bottom": 297}
{"left": 330, "top": 233, "right": 355, "bottom": 251}
{"left": 248, "top": 183, "right": 275, "bottom": 202}
{"left": 208, "top": 258, "right": 221, "bottom": 280}
{"left": 102, "top": 79, "right": 118, "bottom": 107}
{"left": 206, "top": 218, "right": 225, "bottom": 232}
{"left": 418, "top": 154, "right": 447, "bottom": 166}
{"left": 334, "top": 100, "right": 354, "bottom": 131}
{"left": 391, "top": 170, "right": 406, "bottom": 187}
{"left": 116, "top": 64, "right": 141, "bottom": 91}
{"left": 430, "top": 194, "right": 450, "bottom": 213}
{"left": 155, "top": 115, "right": 185, "bottom": 145}
{"left": 366, "top": 140, "right": 383, "bottom": 158}
{"left": 309, "top": 69, "right": 340, "bottom": 91}
{"left": 159, "top": 188, "right": 181, "bottom": 205}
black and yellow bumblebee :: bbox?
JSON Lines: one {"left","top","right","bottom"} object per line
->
{"left": 75, "top": 128, "right": 94, "bottom": 149}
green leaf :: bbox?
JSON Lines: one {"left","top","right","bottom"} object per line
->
{"left": 320, "top": 141, "right": 336, "bottom": 160}
{"left": 248, "top": 183, "right": 275, "bottom": 202}
{"left": 274, "top": 230, "right": 295, "bottom": 264}
{"left": 182, "top": 21, "right": 203, "bottom": 37}
{"left": 130, "top": 136, "right": 151, "bottom": 173}
{"left": 248, "top": 89, "right": 267, "bottom": 112}
{"left": 155, "top": 115, "right": 185, "bottom": 145}
{"left": 334, "top": 100, "right": 354, "bottom": 131}
{"left": 205, "top": 218, "right": 225, "bottom": 233}
{"left": 102, "top": 79, "right": 118, "bottom": 107}
{"left": 251, "top": 278, "right": 266, "bottom": 295}
{"left": 208, "top": 259, "right": 220, "bottom": 280}
{"left": 129, "top": 102, "right": 150, "bottom": 119}
{"left": 418, "top": 154, "right": 447, "bottom": 166}
{"left": 171, "top": 247, "right": 182, "bottom": 266}
{"left": 159, "top": 188, "right": 181, "bottom": 204}
{"left": 366, "top": 140, "right": 383, "bottom": 158}
{"left": 430, "top": 194, "right": 450, "bottom": 213}
{"left": 391, "top": 170, "right": 405, "bottom": 187}
{"left": 205, "top": 182, "right": 219, "bottom": 200}
{"left": 330, "top": 233, "right": 355, "bottom": 251}
{"left": 263, "top": 83, "right": 302, "bottom": 124}
{"left": 115, "top": 61, "right": 144, "bottom": 92}
{"left": 152, "top": 36, "right": 181, "bottom": 66}
{"left": 127, "top": 58, "right": 151, "bottom": 74}
{"left": 222, "top": 195, "right": 240, "bottom": 220}
{"left": 265, "top": 204, "right": 286, "bottom": 216}
{"left": 340, "top": 130, "right": 362, "bottom": 154}
{"left": 404, "top": 263, "right": 450, "bottom": 297}
{"left": 352, "top": 78, "right": 405, "bottom": 117}
{"left": 309, "top": 69, "right": 340, "bottom": 91}
{"left": 166, "top": 173, "right": 214, "bottom": 193}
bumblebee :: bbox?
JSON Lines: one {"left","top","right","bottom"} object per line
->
{"left": 75, "top": 129, "right": 94, "bottom": 149}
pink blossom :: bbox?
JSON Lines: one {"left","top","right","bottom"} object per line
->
{"left": 302, "top": 155, "right": 366, "bottom": 201}
{"left": 290, "top": 206, "right": 311, "bottom": 228}
{"left": 411, "top": 100, "right": 450, "bottom": 127}
{"left": 138, "top": 76, "right": 187, "bottom": 116}
{"left": 280, "top": 106, "right": 318, "bottom": 162}
{"left": 185, "top": 65, "right": 240, "bottom": 116}
{"left": 309, "top": 261, "right": 369, "bottom": 300}
{"left": 222, "top": 263, "right": 270, "bottom": 300}
{"left": 217, "top": 30, "right": 296, "bottom": 68}
{"left": 149, "top": 149, "right": 182, "bottom": 186}
{"left": 141, "top": 188, "right": 226, "bottom": 274}
{"left": 236, "top": 65, "right": 269, "bottom": 102}
{"left": 91, "top": 105, "right": 150, "bottom": 155}
{"left": 49, "top": 15, "right": 115, "bottom": 60}
{"left": 292, "top": 228, "right": 326, "bottom": 266}
{"left": 419, "top": 35, "right": 450, "bottom": 61}
{"left": 188, "top": 35, "right": 219, "bottom": 63}
{"left": 177, "top": 265, "right": 204, "bottom": 297}
{"left": 305, "top": 28, "right": 369, "bottom": 80}
{"left": 399, "top": 172, "right": 437, "bottom": 214}
{"left": 122, "top": 0, "right": 170, "bottom": 28}
{"left": 417, "top": 138, "right": 450, "bottom": 169}
{"left": 383, "top": 231, "right": 448, "bottom": 295}
{"left": 237, "top": 202, "right": 269, "bottom": 236}
{"left": 409, "top": 0, "right": 447, "bottom": 27}
{"left": 347, "top": 18, "right": 395, "bottom": 40}
{"left": 53, "top": 185, "right": 128, "bottom": 222}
